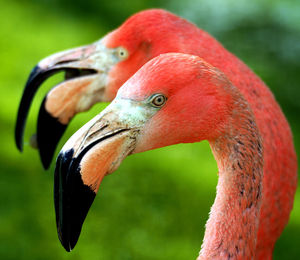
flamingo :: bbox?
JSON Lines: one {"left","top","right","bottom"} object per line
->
{"left": 15, "top": 9, "right": 297, "bottom": 259}
{"left": 55, "top": 53, "right": 275, "bottom": 258}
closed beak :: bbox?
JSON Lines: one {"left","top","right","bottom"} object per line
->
{"left": 54, "top": 99, "right": 143, "bottom": 251}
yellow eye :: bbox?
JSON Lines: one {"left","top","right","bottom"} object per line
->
{"left": 150, "top": 94, "right": 167, "bottom": 107}
{"left": 117, "top": 47, "right": 129, "bottom": 60}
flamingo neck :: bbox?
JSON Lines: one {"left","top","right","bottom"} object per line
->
{"left": 198, "top": 104, "right": 264, "bottom": 259}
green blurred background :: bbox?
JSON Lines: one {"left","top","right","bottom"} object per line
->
{"left": 1, "top": 0, "right": 299, "bottom": 259}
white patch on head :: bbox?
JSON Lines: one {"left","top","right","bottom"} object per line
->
{"left": 91, "top": 44, "right": 120, "bottom": 71}
{"left": 109, "top": 98, "right": 159, "bottom": 127}
{"left": 61, "top": 96, "right": 159, "bottom": 156}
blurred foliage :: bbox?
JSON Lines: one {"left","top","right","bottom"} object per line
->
{"left": 0, "top": 0, "right": 299, "bottom": 259}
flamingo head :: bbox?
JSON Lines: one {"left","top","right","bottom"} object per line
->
{"left": 55, "top": 53, "right": 234, "bottom": 251}
{"left": 15, "top": 9, "right": 199, "bottom": 168}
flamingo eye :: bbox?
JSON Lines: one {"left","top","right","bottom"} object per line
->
{"left": 150, "top": 94, "right": 167, "bottom": 107}
{"left": 117, "top": 47, "right": 129, "bottom": 60}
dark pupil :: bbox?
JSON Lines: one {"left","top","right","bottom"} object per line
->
{"left": 155, "top": 97, "right": 163, "bottom": 105}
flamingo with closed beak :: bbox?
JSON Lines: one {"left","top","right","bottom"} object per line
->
{"left": 55, "top": 53, "right": 296, "bottom": 259}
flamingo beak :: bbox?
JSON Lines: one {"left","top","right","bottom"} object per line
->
{"left": 15, "top": 41, "right": 120, "bottom": 169}
{"left": 54, "top": 97, "right": 155, "bottom": 251}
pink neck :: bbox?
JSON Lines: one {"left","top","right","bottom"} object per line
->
{"left": 198, "top": 103, "right": 263, "bottom": 259}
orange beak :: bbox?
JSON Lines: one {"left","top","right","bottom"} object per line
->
{"left": 54, "top": 98, "right": 146, "bottom": 251}
{"left": 15, "top": 40, "right": 121, "bottom": 169}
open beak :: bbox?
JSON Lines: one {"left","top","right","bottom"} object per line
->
{"left": 54, "top": 98, "right": 147, "bottom": 251}
{"left": 15, "top": 41, "right": 119, "bottom": 169}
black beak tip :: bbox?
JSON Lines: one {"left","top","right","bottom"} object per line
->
{"left": 15, "top": 135, "right": 23, "bottom": 152}
{"left": 15, "top": 64, "right": 59, "bottom": 153}
{"left": 58, "top": 231, "right": 75, "bottom": 252}
{"left": 37, "top": 97, "right": 68, "bottom": 169}
{"left": 56, "top": 211, "right": 82, "bottom": 253}
{"left": 54, "top": 149, "right": 96, "bottom": 252}
{"left": 65, "top": 245, "right": 72, "bottom": 253}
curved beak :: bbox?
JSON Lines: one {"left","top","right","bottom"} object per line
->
{"left": 15, "top": 41, "right": 119, "bottom": 169}
{"left": 54, "top": 98, "right": 150, "bottom": 251}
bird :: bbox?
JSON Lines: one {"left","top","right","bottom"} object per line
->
{"left": 55, "top": 53, "right": 275, "bottom": 258}
{"left": 15, "top": 9, "right": 297, "bottom": 259}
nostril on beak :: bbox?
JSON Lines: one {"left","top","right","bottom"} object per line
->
{"left": 54, "top": 59, "right": 80, "bottom": 66}
{"left": 64, "top": 68, "right": 98, "bottom": 80}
